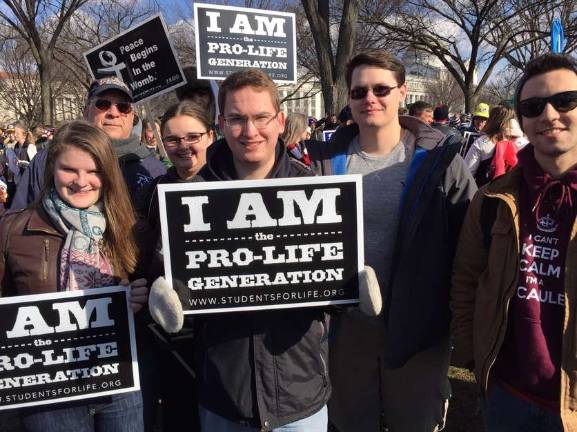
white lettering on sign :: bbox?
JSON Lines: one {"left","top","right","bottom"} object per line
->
{"left": 205, "top": 11, "right": 222, "bottom": 32}
{"left": 227, "top": 193, "right": 278, "bottom": 229}
{"left": 205, "top": 12, "right": 286, "bottom": 37}
{"left": 227, "top": 190, "right": 342, "bottom": 229}
{"left": 129, "top": 44, "right": 158, "bottom": 62}
{"left": 182, "top": 190, "right": 342, "bottom": 232}
{"left": 182, "top": 196, "right": 211, "bottom": 232}
{"left": 185, "top": 242, "right": 344, "bottom": 269}
{"left": 119, "top": 38, "right": 144, "bottom": 55}
{"left": 276, "top": 189, "right": 342, "bottom": 226}
{"left": 0, "top": 342, "right": 118, "bottom": 371}
{"left": 229, "top": 14, "right": 286, "bottom": 37}
{"left": 6, "top": 298, "right": 114, "bottom": 339}
{"left": 187, "top": 268, "right": 344, "bottom": 290}
{"left": 206, "top": 43, "right": 287, "bottom": 58}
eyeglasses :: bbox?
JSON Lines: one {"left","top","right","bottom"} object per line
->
{"left": 92, "top": 98, "right": 132, "bottom": 114}
{"left": 223, "top": 113, "right": 279, "bottom": 130}
{"left": 350, "top": 85, "right": 398, "bottom": 100}
{"left": 518, "top": 91, "right": 577, "bottom": 118}
{"left": 163, "top": 132, "right": 208, "bottom": 147}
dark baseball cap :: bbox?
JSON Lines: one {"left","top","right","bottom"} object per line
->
{"left": 88, "top": 76, "right": 133, "bottom": 102}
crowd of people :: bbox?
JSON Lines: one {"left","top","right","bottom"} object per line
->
{"left": 0, "top": 48, "right": 575, "bottom": 432}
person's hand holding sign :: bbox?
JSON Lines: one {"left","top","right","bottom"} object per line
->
{"left": 121, "top": 278, "right": 149, "bottom": 313}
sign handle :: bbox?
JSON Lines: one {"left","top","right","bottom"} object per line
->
{"left": 142, "top": 101, "right": 168, "bottom": 160}
{"left": 210, "top": 80, "right": 220, "bottom": 126}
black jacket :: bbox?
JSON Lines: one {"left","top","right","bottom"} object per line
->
{"left": 308, "top": 116, "right": 477, "bottom": 368}
{"left": 143, "top": 139, "right": 329, "bottom": 430}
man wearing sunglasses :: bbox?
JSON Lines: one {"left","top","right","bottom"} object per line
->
{"left": 451, "top": 53, "right": 577, "bottom": 431}
{"left": 307, "top": 49, "right": 476, "bottom": 432}
{"left": 10, "top": 76, "right": 166, "bottom": 209}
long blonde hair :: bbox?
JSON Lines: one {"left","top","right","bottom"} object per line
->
{"left": 281, "top": 112, "right": 308, "bottom": 146}
{"left": 43, "top": 120, "right": 138, "bottom": 274}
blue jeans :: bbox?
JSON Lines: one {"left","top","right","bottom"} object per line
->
{"left": 20, "top": 391, "right": 143, "bottom": 432}
{"left": 199, "top": 405, "right": 328, "bottom": 432}
{"left": 483, "top": 382, "right": 563, "bottom": 432}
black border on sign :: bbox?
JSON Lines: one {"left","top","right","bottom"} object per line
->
{"left": 82, "top": 13, "right": 186, "bottom": 104}
{"left": 0, "top": 286, "right": 140, "bottom": 410}
{"left": 158, "top": 175, "right": 364, "bottom": 315}
{"left": 193, "top": 3, "right": 297, "bottom": 84}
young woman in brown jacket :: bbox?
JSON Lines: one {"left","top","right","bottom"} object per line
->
{"left": 0, "top": 120, "right": 148, "bottom": 431}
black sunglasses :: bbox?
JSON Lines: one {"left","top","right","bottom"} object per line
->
{"left": 350, "top": 85, "right": 398, "bottom": 100}
{"left": 518, "top": 91, "right": 577, "bottom": 118}
{"left": 93, "top": 98, "right": 132, "bottom": 114}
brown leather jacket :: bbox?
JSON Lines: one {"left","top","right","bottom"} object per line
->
{"left": 450, "top": 166, "right": 577, "bottom": 430}
{"left": 0, "top": 206, "right": 65, "bottom": 296}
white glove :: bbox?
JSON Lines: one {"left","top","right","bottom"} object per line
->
{"left": 148, "top": 277, "right": 184, "bottom": 333}
{"left": 358, "top": 265, "right": 382, "bottom": 316}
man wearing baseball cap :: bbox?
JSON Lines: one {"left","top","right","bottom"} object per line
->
{"left": 459, "top": 102, "right": 490, "bottom": 156}
{"left": 11, "top": 75, "right": 166, "bottom": 209}
{"left": 470, "top": 102, "right": 490, "bottom": 133}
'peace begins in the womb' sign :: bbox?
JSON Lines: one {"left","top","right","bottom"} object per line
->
{"left": 84, "top": 14, "right": 186, "bottom": 103}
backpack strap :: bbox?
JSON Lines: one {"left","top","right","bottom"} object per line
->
{"left": 480, "top": 196, "right": 499, "bottom": 250}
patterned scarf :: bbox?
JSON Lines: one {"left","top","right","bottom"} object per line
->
{"left": 42, "top": 189, "right": 116, "bottom": 291}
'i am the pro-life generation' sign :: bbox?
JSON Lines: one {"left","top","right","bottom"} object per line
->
{"left": 0, "top": 287, "right": 139, "bottom": 410}
{"left": 158, "top": 176, "right": 363, "bottom": 314}
{"left": 194, "top": 4, "right": 297, "bottom": 83}
{"left": 84, "top": 14, "right": 186, "bottom": 103}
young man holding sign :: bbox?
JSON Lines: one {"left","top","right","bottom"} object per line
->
{"left": 308, "top": 50, "right": 476, "bottom": 431}
{"left": 149, "top": 69, "right": 378, "bottom": 432}
{"left": 192, "top": 69, "right": 328, "bottom": 431}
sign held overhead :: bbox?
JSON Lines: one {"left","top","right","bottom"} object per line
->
{"left": 194, "top": 4, "right": 297, "bottom": 83}
{"left": 84, "top": 14, "right": 186, "bottom": 103}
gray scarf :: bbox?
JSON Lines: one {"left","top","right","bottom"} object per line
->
{"left": 42, "top": 189, "right": 115, "bottom": 291}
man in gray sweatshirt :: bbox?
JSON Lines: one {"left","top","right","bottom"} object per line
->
{"left": 308, "top": 49, "right": 477, "bottom": 432}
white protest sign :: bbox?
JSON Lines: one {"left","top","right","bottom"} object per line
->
{"left": 0, "top": 286, "right": 139, "bottom": 410}
{"left": 194, "top": 4, "right": 297, "bottom": 83}
{"left": 158, "top": 176, "right": 364, "bottom": 314}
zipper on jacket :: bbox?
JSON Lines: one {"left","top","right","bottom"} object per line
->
{"left": 41, "top": 239, "right": 49, "bottom": 281}
{"left": 272, "top": 351, "right": 281, "bottom": 415}
{"left": 482, "top": 294, "right": 513, "bottom": 393}
{"left": 481, "top": 194, "right": 519, "bottom": 394}
{"left": 319, "top": 351, "right": 328, "bottom": 387}
{"left": 318, "top": 320, "right": 328, "bottom": 386}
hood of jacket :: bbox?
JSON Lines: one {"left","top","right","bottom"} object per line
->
{"left": 329, "top": 115, "right": 446, "bottom": 153}
{"left": 112, "top": 134, "right": 151, "bottom": 160}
